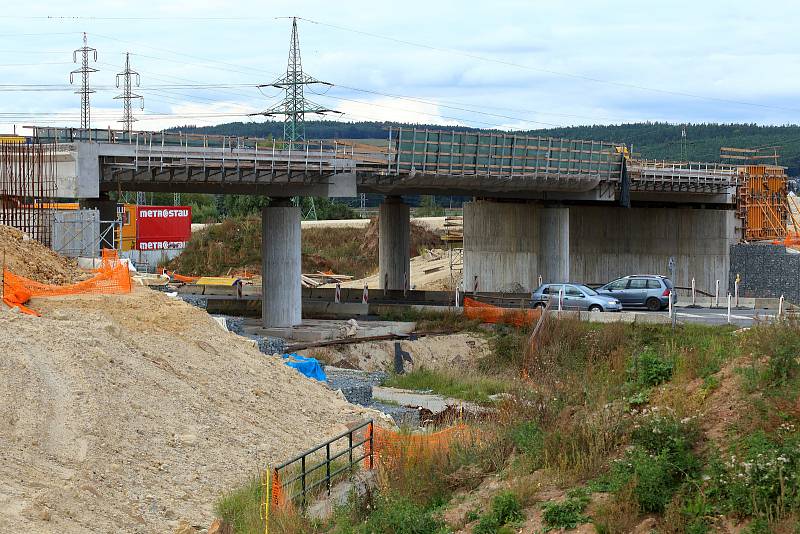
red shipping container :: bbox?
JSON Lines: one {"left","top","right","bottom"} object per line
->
{"left": 135, "top": 206, "right": 192, "bottom": 251}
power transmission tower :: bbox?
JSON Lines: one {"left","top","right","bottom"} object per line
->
{"left": 70, "top": 33, "right": 98, "bottom": 138}
{"left": 252, "top": 17, "right": 342, "bottom": 145}
{"left": 114, "top": 53, "right": 143, "bottom": 135}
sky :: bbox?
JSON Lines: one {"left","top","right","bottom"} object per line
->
{"left": 1, "top": 0, "right": 799, "bottom": 135}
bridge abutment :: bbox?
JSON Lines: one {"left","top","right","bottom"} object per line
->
{"left": 379, "top": 196, "right": 410, "bottom": 290}
{"left": 261, "top": 200, "right": 302, "bottom": 328}
{"left": 463, "top": 201, "right": 736, "bottom": 294}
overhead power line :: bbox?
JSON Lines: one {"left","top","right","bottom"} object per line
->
{"left": 114, "top": 53, "right": 143, "bottom": 133}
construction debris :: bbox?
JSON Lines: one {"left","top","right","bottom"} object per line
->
{"left": 0, "top": 225, "right": 86, "bottom": 291}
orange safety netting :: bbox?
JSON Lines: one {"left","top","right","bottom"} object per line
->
{"left": 270, "top": 467, "right": 287, "bottom": 509}
{"left": 2, "top": 249, "right": 132, "bottom": 316}
{"left": 463, "top": 296, "right": 540, "bottom": 327}
{"left": 363, "top": 423, "right": 476, "bottom": 469}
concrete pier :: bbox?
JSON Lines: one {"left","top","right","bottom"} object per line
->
{"left": 463, "top": 201, "right": 539, "bottom": 292}
{"left": 378, "top": 196, "right": 410, "bottom": 290}
{"left": 539, "top": 207, "right": 570, "bottom": 284}
{"left": 262, "top": 200, "right": 302, "bottom": 328}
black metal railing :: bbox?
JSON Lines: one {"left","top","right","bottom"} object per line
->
{"left": 273, "top": 419, "right": 374, "bottom": 505}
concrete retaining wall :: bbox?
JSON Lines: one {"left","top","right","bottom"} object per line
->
{"left": 729, "top": 243, "right": 800, "bottom": 304}
{"left": 463, "top": 201, "right": 737, "bottom": 293}
{"left": 570, "top": 207, "right": 737, "bottom": 293}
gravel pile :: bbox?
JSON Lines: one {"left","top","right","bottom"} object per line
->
{"left": 221, "top": 315, "right": 288, "bottom": 354}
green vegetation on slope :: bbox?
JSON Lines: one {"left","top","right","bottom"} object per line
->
{"left": 219, "top": 318, "right": 800, "bottom": 533}
{"left": 166, "top": 215, "right": 441, "bottom": 278}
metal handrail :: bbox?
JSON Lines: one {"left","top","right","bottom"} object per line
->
{"left": 273, "top": 419, "right": 373, "bottom": 505}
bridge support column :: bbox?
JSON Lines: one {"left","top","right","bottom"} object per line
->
{"left": 379, "top": 196, "right": 410, "bottom": 290}
{"left": 80, "top": 191, "right": 117, "bottom": 250}
{"left": 262, "top": 199, "right": 302, "bottom": 328}
{"left": 463, "top": 200, "right": 539, "bottom": 293}
{"left": 538, "top": 207, "right": 570, "bottom": 284}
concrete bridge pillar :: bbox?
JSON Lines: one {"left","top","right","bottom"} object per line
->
{"left": 262, "top": 199, "right": 302, "bottom": 328}
{"left": 463, "top": 200, "right": 540, "bottom": 293}
{"left": 538, "top": 207, "right": 570, "bottom": 284}
{"left": 379, "top": 196, "right": 410, "bottom": 290}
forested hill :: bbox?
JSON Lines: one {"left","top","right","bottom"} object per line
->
{"left": 173, "top": 121, "right": 800, "bottom": 175}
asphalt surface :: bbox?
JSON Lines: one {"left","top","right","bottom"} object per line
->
{"left": 653, "top": 306, "right": 779, "bottom": 326}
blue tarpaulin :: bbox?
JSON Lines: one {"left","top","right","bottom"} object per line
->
{"left": 281, "top": 353, "right": 327, "bottom": 382}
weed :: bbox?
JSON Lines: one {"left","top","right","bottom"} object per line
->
{"left": 628, "top": 347, "right": 674, "bottom": 388}
{"left": 473, "top": 491, "right": 524, "bottom": 534}
{"left": 540, "top": 489, "right": 590, "bottom": 530}
{"left": 384, "top": 368, "right": 511, "bottom": 404}
{"left": 215, "top": 476, "right": 265, "bottom": 534}
{"left": 741, "top": 320, "right": 800, "bottom": 386}
{"left": 376, "top": 308, "right": 481, "bottom": 333}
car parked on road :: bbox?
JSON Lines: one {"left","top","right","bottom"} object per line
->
{"left": 596, "top": 275, "right": 675, "bottom": 311}
{"left": 531, "top": 283, "right": 622, "bottom": 312}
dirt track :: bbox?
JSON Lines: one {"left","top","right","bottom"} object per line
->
{"left": 0, "top": 288, "right": 370, "bottom": 533}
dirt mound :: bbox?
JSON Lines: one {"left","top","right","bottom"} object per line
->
{"left": 0, "top": 225, "right": 85, "bottom": 290}
{"left": 0, "top": 288, "right": 371, "bottom": 533}
{"left": 359, "top": 217, "right": 441, "bottom": 256}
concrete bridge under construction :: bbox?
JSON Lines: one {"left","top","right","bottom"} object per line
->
{"left": 29, "top": 126, "right": 742, "bottom": 329}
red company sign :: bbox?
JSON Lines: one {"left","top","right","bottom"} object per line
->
{"left": 135, "top": 206, "right": 192, "bottom": 251}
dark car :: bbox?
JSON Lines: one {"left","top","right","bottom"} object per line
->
{"left": 531, "top": 283, "right": 622, "bottom": 312}
{"left": 596, "top": 275, "right": 675, "bottom": 311}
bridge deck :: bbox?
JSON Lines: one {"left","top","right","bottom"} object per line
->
{"left": 29, "top": 126, "right": 740, "bottom": 200}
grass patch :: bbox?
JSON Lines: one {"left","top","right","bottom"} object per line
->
{"left": 384, "top": 367, "right": 511, "bottom": 403}
{"left": 473, "top": 491, "right": 524, "bottom": 534}
{"left": 376, "top": 308, "right": 482, "bottom": 333}
{"left": 215, "top": 476, "right": 265, "bottom": 534}
{"left": 541, "top": 489, "right": 590, "bottom": 531}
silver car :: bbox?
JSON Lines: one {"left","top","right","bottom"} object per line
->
{"left": 596, "top": 275, "right": 675, "bottom": 311}
{"left": 531, "top": 283, "right": 622, "bottom": 312}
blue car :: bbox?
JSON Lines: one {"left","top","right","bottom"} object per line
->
{"left": 531, "top": 283, "right": 622, "bottom": 312}
{"left": 597, "top": 275, "right": 675, "bottom": 311}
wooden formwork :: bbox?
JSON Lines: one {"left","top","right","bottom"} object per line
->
{"left": 736, "top": 165, "right": 789, "bottom": 241}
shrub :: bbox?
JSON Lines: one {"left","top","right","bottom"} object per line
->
{"left": 611, "top": 412, "right": 700, "bottom": 513}
{"left": 707, "top": 431, "right": 800, "bottom": 519}
{"left": 742, "top": 320, "right": 800, "bottom": 386}
{"left": 354, "top": 493, "right": 449, "bottom": 534}
{"left": 628, "top": 347, "right": 674, "bottom": 387}
{"left": 473, "top": 492, "right": 524, "bottom": 534}
{"left": 541, "top": 489, "right": 590, "bottom": 530}
{"left": 509, "top": 421, "right": 543, "bottom": 457}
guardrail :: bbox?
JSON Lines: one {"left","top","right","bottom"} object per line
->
{"left": 272, "top": 419, "right": 373, "bottom": 506}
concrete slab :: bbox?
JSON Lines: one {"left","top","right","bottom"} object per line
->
{"left": 372, "top": 386, "right": 481, "bottom": 413}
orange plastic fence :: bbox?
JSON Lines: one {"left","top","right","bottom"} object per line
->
{"left": 271, "top": 467, "right": 286, "bottom": 509}
{"left": 2, "top": 249, "right": 132, "bottom": 316}
{"left": 363, "top": 423, "right": 474, "bottom": 470}
{"left": 463, "top": 296, "right": 539, "bottom": 327}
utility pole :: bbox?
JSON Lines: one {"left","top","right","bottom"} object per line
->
{"left": 251, "top": 17, "right": 341, "bottom": 221}
{"left": 115, "top": 53, "right": 143, "bottom": 135}
{"left": 252, "top": 17, "right": 342, "bottom": 145}
{"left": 70, "top": 32, "right": 98, "bottom": 139}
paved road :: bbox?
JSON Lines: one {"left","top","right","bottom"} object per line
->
{"left": 653, "top": 306, "right": 779, "bottom": 327}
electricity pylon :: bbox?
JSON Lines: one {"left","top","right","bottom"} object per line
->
{"left": 252, "top": 17, "right": 341, "bottom": 220}
{"left": 252, "top": 17, "right": 341, "bottom": 144}
{"left": 70, "top": 32, "right": 98, "bottom": 138}
{"left": 115, "top": 53, "right": 144, "bottom": 135}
